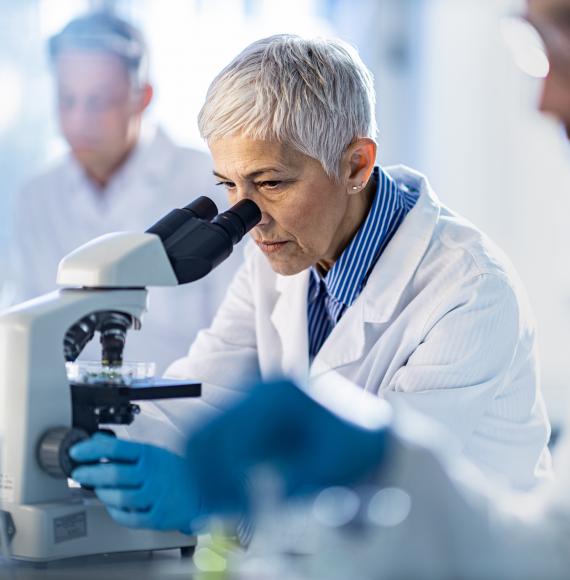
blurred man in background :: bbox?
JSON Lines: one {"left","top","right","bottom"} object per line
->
{"left": 8, "top": 11, "right": 240, "bottom": 374}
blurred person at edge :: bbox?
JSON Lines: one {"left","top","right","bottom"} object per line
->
{"left": 7, "top": 11, "right": 242, "bottom": 374}
{"left": 71, "top": 1, "right": 570, "bottom": 579}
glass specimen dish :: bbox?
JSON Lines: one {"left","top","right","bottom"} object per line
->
{"left": 66, "top": 361, "right": 156, "bottom": 386}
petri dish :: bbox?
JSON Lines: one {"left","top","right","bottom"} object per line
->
{"left": 66, "top": 361, "right": 156, "bottom": 386}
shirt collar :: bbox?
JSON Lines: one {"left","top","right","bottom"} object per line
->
{"left": 311, "top": 166, "right": 416, "bottom": 309}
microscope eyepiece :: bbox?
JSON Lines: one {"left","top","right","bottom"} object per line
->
{"left": 211, "top": 199, "right": 262, "bottom": 245}
{"left": 146, "top": 195, "right": 218, "bottom": 242}
{"left": 183, "top": 196, "right": 218, "bottom": 220}
{"left": 150, "top": 196, "right": 261, "bottom": 285}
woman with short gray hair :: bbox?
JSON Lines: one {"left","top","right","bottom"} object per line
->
{"left": 178, "top": 34, "right": 551, "bottom": 491}
{"left": 69, "top": 35, "right": 552, "bottom": 527}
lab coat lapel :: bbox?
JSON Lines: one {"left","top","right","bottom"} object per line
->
{"left": 310, "top": 166, "right": 441, "bottom": 379}
{"left": 362, "top": 166, "right": 441, "bottom": 322}
{"left": 270, "top": 271, "right": 310, "bottom": 384}
{"left": 310, "top": 298, "right": 367, "bottom": 378}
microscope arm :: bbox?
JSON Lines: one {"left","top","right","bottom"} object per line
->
{"left": 33, "top": 197, "right": 262, "bottom": 479}
{"left": 56, "top": 196, "right": 261, "bottom": 290}
{"left": 55, "top": 197, "right": 261, "bottom": 365}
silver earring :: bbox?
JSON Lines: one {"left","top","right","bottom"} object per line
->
{"left": 351, "top": 182, "right": 364, "bottom": 191}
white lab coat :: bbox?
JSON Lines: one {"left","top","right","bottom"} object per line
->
{"left": 8, "top": 127, "right": 242, "bottom": 374}
{"left": 145, "top": 165, "right": 551, "bottom": 490}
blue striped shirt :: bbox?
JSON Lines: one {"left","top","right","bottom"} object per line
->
{"left": 307, "top": 167, "right": 418, "bottom": 359}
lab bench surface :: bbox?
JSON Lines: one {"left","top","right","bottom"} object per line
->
{"left": 0, "top": 549, "right": 199, "bottom": 579}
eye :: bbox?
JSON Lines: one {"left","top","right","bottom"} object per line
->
{"left": 215, "top": 181, "right": 236, "bottom": 190}
{"left": 257, "top": 181, "right": 282, "bottom": 190}
{"left": 59, "top": 95, "right": 75, "bottom": 111}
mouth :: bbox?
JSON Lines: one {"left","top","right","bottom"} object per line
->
{"left": 255, "top": 240, "right": 289, "bottom": 254}
{"left": 71, "top": 141, "right": 100, "bottom": 152}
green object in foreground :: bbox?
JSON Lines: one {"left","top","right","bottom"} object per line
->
{"left": 193, "top": 527, "right": 241, "bottom": 580}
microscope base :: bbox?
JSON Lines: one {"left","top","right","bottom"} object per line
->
{"left": 2, "top": 496, "right": 195, "bottom": 562}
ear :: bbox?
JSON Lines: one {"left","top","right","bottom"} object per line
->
{"left": 343, "top": 138, "right": 377, "bottom": 194}
{"left": 134, "top": 83, "right": 154, "bottom": 113}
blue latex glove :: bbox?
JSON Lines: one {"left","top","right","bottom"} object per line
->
{"left": 184, "top": 379, "right": 391, "bottom": 510}
{"left": 70, "top": 433, "right": 203, "bottom": 533}
{"left": 71, "top": 379, "right": 391, "bottom": 528}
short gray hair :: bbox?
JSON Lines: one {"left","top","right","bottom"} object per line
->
{"left": 198, "top": 34, "right": 377, "bottom": 180}
{"left": 48, "top": 11, "right": 149, "bottom": 89}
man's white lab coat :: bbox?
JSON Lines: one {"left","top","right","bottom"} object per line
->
{"left": 151, "top": 165, "right": 551, "bottom": 490}
{"left": 8, "top": 127, "right": 242, "bottom": 374}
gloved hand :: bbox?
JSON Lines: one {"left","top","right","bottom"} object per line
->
{"left": 184, "top": 379, "right": 392, "bottom": 510}
{"left": 70, "top": 433, "right": 203, "bottom": 533}
{"left": 71, "top": 379, "right": 392, "bottom": 528}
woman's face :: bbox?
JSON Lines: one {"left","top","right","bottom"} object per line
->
{"left": 210, "top": 136, "right": 372, "bottom": 276}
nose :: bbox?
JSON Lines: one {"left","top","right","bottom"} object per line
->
{"left": 256, "top": 211, "right": 272, "bottom": 227}
{"left": 60, "top": 102, "right": 96, "bottom": 134}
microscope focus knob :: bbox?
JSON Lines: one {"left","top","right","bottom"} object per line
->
{"left": 37, "top": 427, "right": 90, "bottom": 479}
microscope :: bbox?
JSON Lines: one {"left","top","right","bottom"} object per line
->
{"left": 0, "top": 196, "right": 260, "bottom": 562}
